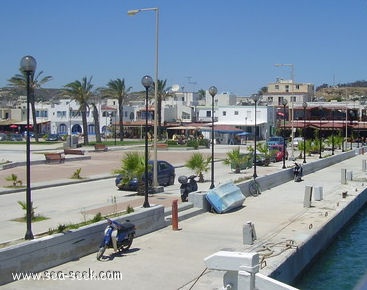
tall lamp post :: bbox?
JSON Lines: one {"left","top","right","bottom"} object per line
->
{"left": 128, "top": 7, "right": 159, "bottom": 188}
{"left": 142, "top": 75, "right": 153, "bottom": 208}
{"left": 275, "top": 63, "right": 294, "bottom": 160}
{"left": 302, "top": 102, "right": 307, "bottom": 163}
{"left": 282, "top": 98, "right": 288, "bottom": 169}
{"left": 20, "top": 55, "right": 36, "bottom": 240}
{"left": 332, "top": 109, "right": 335, "bottom": 155}
{"left": 252, "top": 94, "right": 261, "bottom": 178}
{"left": 319, "top": 106, "right": 323, "bottom": 159}
{"left": 209, "top": 86, "right": 217, "bottom": 189}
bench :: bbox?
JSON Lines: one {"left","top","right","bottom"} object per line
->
{"left": 156, "top": 143, "right": 168, "bottom": 150}
{"left": 64, "top": 149, "right": 85, "bottom": 155}
{"left": 94, "top": 143, "right": 108, "bottom": 152}
{"left": 44, "top": 153, "right": 65, "bottom": 163}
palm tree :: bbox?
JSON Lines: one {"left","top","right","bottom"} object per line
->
{"left": 114, "top": 151, "right": 150, "bottom": 195}
{"left": 63, "top": 77, "right": 94, "bottom": 145}
{"left": 91, "top": 102, "right": 102, "bottom": 143}
{"left": 101, "top": 78, "right": 132, "bottom": 141}
{"left": 223, "top": 147, "right": 251, "bottom": 173}
{"left": 184, "top": 152, "right": 211, "bottom": 182}
{"left": 8, "top": 70, "right": 53, "bottom": 142}
{"left": 157, "top": 79, "right": 168, "bottom": 140}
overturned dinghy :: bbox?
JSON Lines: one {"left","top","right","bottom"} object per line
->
{"left": 206, "top": 182, "right": 245, "bottom": 214}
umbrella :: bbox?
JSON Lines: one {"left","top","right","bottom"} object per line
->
{"left": 236, "top": 132, "right": 251, "bottom": 136}
{"left": 9, "top": 124, "right": 18, "bottom": 129}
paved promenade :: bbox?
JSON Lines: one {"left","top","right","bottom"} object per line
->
{"left": 1, "top": 143, "right": 366, "bottom": 289}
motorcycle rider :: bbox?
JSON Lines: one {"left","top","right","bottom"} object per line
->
{"left": 107, "top": 219, "right": 122, "bottom": 253}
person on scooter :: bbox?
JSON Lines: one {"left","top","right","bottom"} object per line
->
{"left": 107, "top": 219, "right": 122, "bottom": 253}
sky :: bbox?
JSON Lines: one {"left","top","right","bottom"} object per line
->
{"left": 1, "top": 0, "right": 367, "bottom": 96}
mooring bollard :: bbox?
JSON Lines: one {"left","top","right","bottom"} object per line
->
{"left": 172, "top": 199, "right": 179, "bottom": 230}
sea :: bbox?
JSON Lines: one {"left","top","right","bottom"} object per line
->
{"left": 294, "top": 203, "right": 367, "bottom": 290}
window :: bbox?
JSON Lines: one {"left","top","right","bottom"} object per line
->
{"left": 275, "top": 85, "right": 279, "bottom": 90}
{"left": 234, "top": 111, "right": 239, "bottom": 115}
{"left": 206, "top": 111, "right": 211, "bottom": 117}
{"left": 223, "top": 111, "right": 226, "bottom": 116}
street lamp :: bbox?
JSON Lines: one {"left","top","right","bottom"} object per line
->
{"left": 20, "top": 55, "right": 37, "bottom": 240}
{"left": 275, "top": 63, "right": 295, "bottom": 160}
{"left": 282, "top": 98, "right": 288, "bottom": 169}
{"left": 319, "top": 106, "right": 323, "bottom": 159}
{"left": 142, "top": 75, "right": 153, "bottom": 208}
{"left": 332, "top": 109, "right": 335, "bottom": 155}
{"left": 252, "top": 94, "right": 261, "bottom": 179}
{"left": 209, "top": 86, "right": 217, "bottom": 189}
{"left": 302, "top": 102, "right": 307, "bottom": 163}
{"left": 128, "top": 7, "right": 159, "bottom": 188}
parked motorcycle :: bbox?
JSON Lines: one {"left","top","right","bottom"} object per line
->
{"left": 97, "top": 219, "right": 136, "bottom": 260}
{"left": 178, "top": 175, "right": 198, "bottom": 202}
{"left": 293, "top": 162, "right": 303, "bottom": 182}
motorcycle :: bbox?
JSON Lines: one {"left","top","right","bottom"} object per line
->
{"left": 178, "top": 175, "right": 198, "bottom": 202}
{"left": 96, "top": 219, "right": 136, "bottom": 260}
{"left": 293, "top": 162, "right": 303, "bottom": 182}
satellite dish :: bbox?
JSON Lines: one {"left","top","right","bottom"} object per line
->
{"left": 171, "top": 84, "right": 180, "bottom": 92}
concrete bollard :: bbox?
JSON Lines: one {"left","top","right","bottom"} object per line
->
{"left": 363, "top": 160, "right": 367, "bottom": 172}
{"left": 243, "top": 221, "right": 257, "bottom": 245}
{"left": 304, "top": 185, "right": 313, "bottom": 208}
{"left": 346, "top": 171, "right": 353, "bottom": 181}
{"left": 313, "top": 186, "right": 323, "bottom": 201}
{"left": 341, "top": 168, "right": 347, "bottom": 184}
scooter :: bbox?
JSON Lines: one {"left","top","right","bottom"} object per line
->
{"left": 178, "top": 175, "right": 198, "bottom": 202}
{"left": 97, "top": 219, "right": 136, "bottom": 260}
{"left": 293, "top": 162, "right": 303, "bottom": 182}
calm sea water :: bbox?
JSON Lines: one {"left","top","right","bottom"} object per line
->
{"left": 294, "top": 204, "right": 367, "bottom": 290}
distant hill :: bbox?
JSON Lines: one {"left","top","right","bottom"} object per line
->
{"left": 315, "top": 81, "right": 367, "bottom": 101}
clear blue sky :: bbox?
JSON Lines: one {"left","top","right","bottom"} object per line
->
{"left": 1, "top": 0, "right": 366, "bottom": 95}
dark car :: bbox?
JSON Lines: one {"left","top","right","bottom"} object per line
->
{"left": 8, "top": 134, "right": 23, "bottom": 141}
{"left": 45, "top": 134, "right": 62, "bottom": 141}
{"left": 115, "top": 160, "right": 176, "bottom": 191}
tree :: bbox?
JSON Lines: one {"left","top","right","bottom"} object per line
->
{"left": 8, "top": 70, "right": 53, "bottom": 142}
{"left": 114, "top": 151, "right": 150, "bottom": 195}
{"left": 184, "top": 152, "right": 211, "bottom": 182}
{"left": 63, "top": 77, "right": 94, "bottom": 145}
{"left": 223, "top": 147, "right": 251, "bottom": 174}
{"left": 101, "top": 78, "right": 132, "bottom": 141}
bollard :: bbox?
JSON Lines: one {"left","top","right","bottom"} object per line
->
{"left": 172, "top": 199, "right": 179, "bottom": 231}
{"left": 313, "top": 186, "right": 323, "bottom": 201}
{"left": 243, "top": 221, "right": 257, "bottom": 245}
{"left": 341, "top": 168, "right": 347, "bottom": 184}
{"left": 304, "top": 185, "right": 313, "bottom": 208}
{"left": 363, "top": 160, "right": 367, "bottom": 172}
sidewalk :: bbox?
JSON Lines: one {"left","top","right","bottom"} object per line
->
{"left": 2, "top": 148, "right": 366, "bottom": 289}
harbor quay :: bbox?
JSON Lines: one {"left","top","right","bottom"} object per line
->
{"left": 0, "top": 143, "right": 366, "bottom": 289}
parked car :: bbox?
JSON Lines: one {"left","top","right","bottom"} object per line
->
{"left": 254, "top": 152, "right": 270, "bottom": 166}
{"left": 45, "top": 134, "right": 62, "bottom": 141}
{"left": 7, "top": 134, "right": 23, "bottom": 141}
{"left": 0, "top": 133, "right": 7, "bottom": 141}
{"left": 267, "top": 136, "right": 286, "bottom": 147}
{"left": 269, "top": 144, "right": 288, "bottom": 162}
{"left": 115, "top": 160, "right": 176, "bottom": 191}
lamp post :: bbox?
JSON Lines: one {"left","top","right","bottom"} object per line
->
{"left": 69, "top": 105, "right": 72, "bottom": 148}
{"left": 332, "top": 109, "right": 335, "bottom": 155}
{"left": 142, "top": 75, "right": 153, "bottom": 208}
{"left": 282, "top": 98, "right": 288, "bottom": 169}
{"left": 302, "top": 102, "right": 307, "bottom": 163}
{"left": 128, "top": 7, "right": 159, "bottom": 188}
{"left": 275, "top": 63, "right": 294, "bottom": 160}
{"left": 20, "top": 55, "right": 36, "bottom": 240}
{"left": 252, "top": 94, "right": 261, "bottom": 178}
{"left": 209, "top": 86, "right": 217, "bottom": 189}
{"left": 114, "top": 113, "right": 117, "bottom": 146}
{"left": 319, "top": 106, "right": 323, "bottom": 159}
